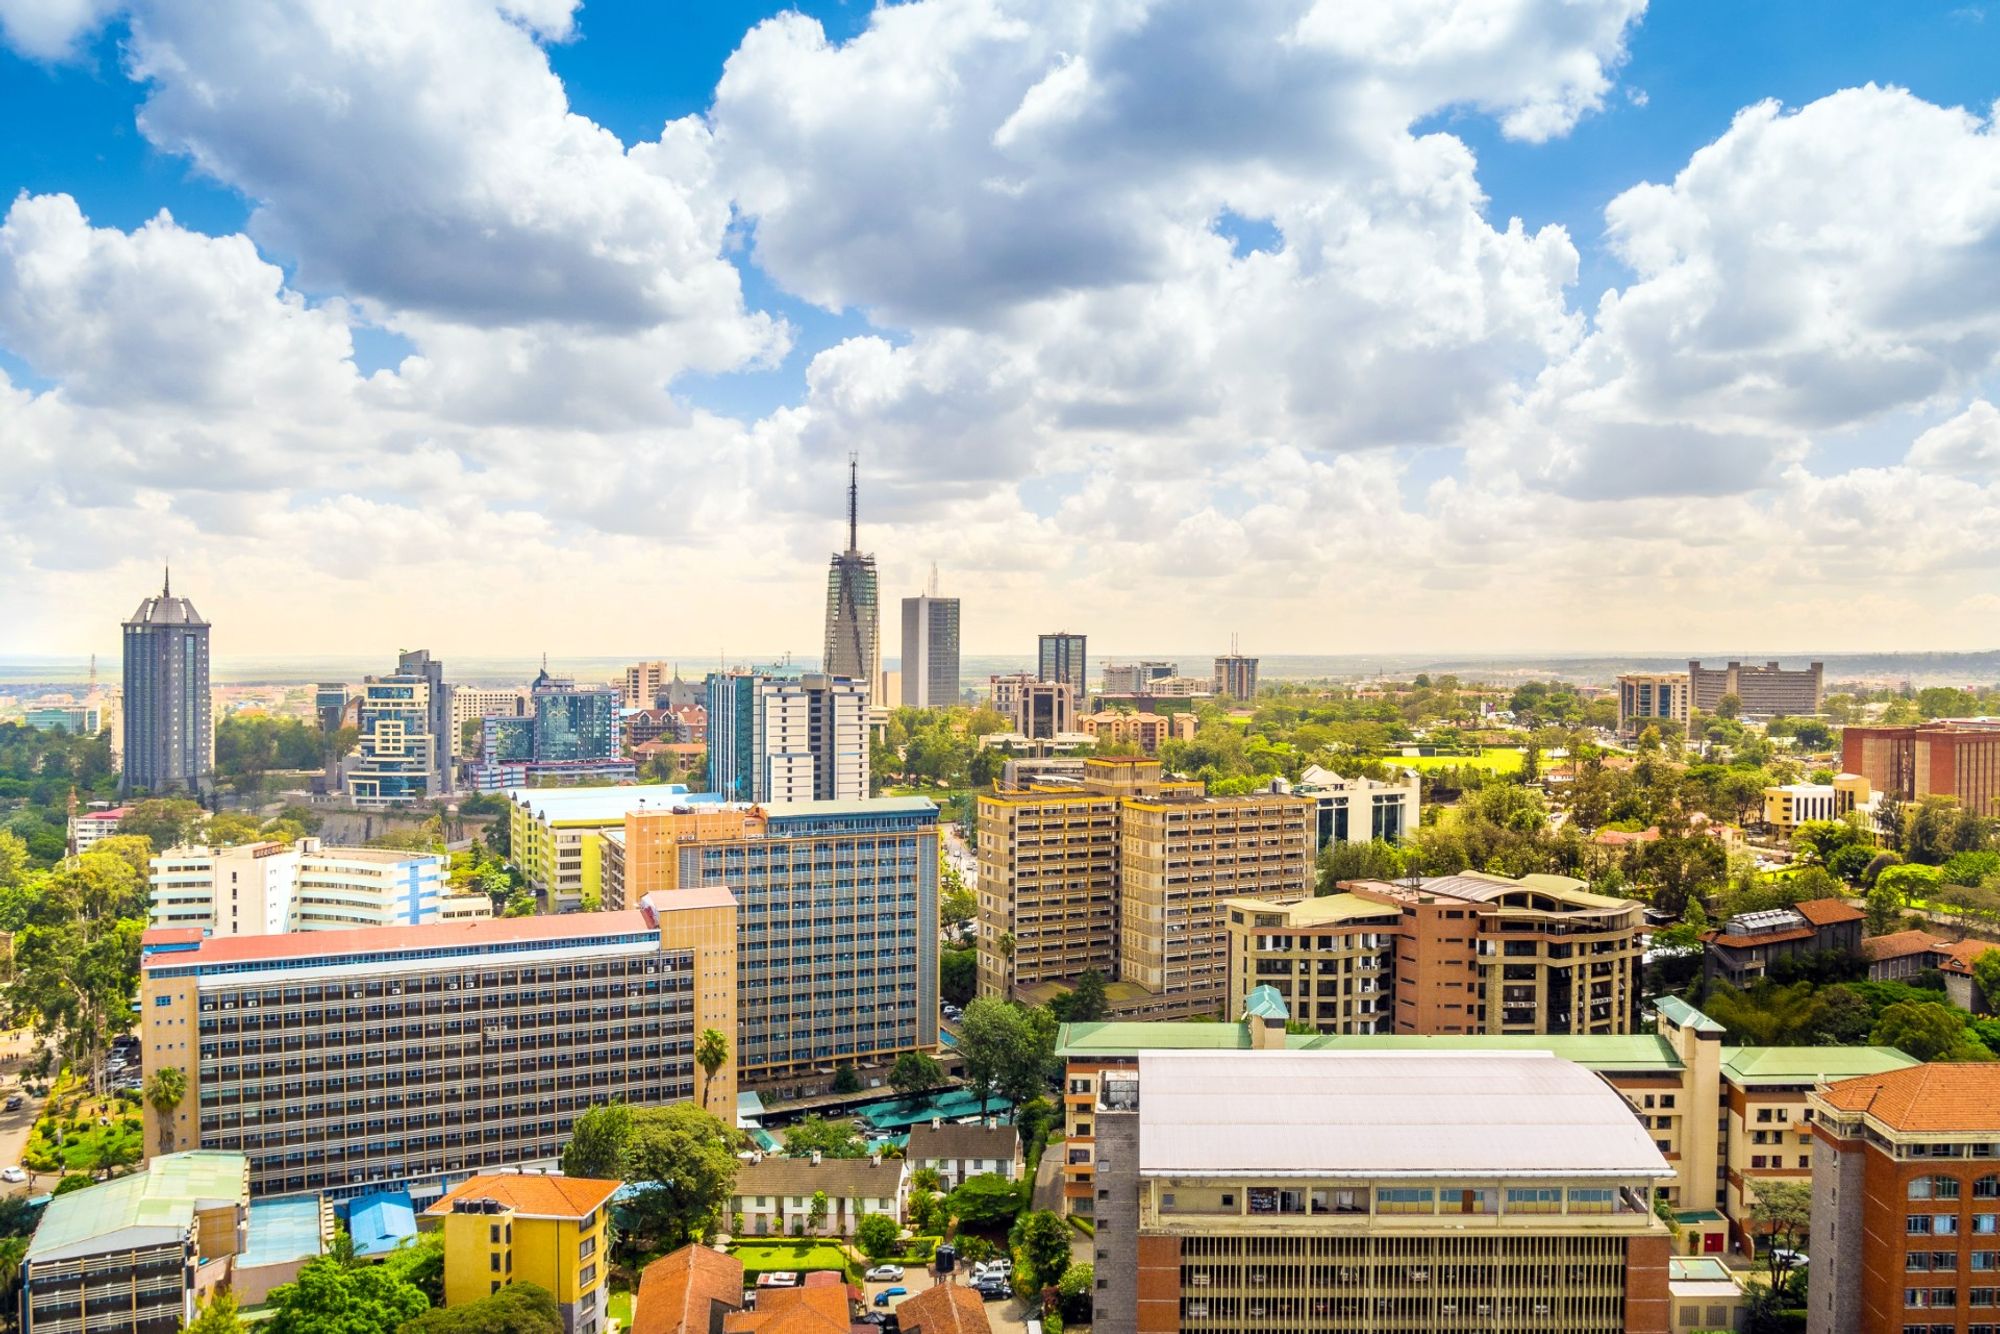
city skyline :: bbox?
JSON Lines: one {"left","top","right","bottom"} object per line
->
{"left": 2, "top": 4, "right": 2000, "bottom": 656}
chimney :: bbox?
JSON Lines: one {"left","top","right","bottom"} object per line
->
{"left": 870, "top": 1150, "right": 882, "bottom": 1167}
{"left": 932, "top": 1117, "right": 942, "bottom": 1130}
{"left": 811, "top": 1150, "right": 822, "bottom": 1166}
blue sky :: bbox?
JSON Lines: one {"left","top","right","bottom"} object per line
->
{"left": 4, "top": 1, "right": 2000, "bottom": 657}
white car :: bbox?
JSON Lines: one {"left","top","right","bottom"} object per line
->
{"left": 864, "top": 1265, "right": 904, "bottom": 1282}
{"left": 1, "top": 1166, "right": 26, "bottom": 1183}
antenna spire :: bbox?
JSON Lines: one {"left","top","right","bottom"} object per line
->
{"left": 847, "top": 452, "right": 858, "bottom": 552}
{"left": 929, "top": 562, "right": 940, "bottom": 597}
{"left": 163, "top": 564, "right": 171, "bottom": 598}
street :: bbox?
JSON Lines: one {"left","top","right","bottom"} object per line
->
{"left": 0, "top": 1030, "right": 45, "bottom": 1198}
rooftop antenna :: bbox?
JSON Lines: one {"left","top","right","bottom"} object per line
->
{"left": 163, "top": 564, "right": 171, "bottom": 598}
{"left": 928, "top": 562, "right": 940, "bottom": 597}
{"left": 847, "top": 452, "right": 859, "bottom": 553}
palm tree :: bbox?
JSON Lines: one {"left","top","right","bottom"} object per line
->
{"left": 144, "top": 1067, "right": 187, "bottom": 1157}
{"left": 696, "top": 1029, "right": 728, "bottom": 1111}
{"left": 0, "top": 1234, "right": 25, "bottom": 1332}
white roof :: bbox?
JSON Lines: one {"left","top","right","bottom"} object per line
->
{"left": 1136, "top": 1050, "right": 1672, "bottom": 1180}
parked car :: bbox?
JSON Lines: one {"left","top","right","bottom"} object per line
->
{"left": 1, "top": 1167, "right": 26, "bottom": 1183}
{"left": 1771, "top": 1248, "right": 1809, "bottom": 1268}
{"left": 981, "top": 1259, "right": 1013, "bottom": 1278}
{"left": 754, "top": 1272, "right": 800, "bottom": 1289}
{"left": 864, "top": 1265, "right": 904, "bottom": 1282}
{"left": 872, "top": 1287, "right": 908, "bottom": 1307}
{"left": 4, "top": 1095, "right": 22, "bottom": 1111}
{"left": 974, "top": 1279, "right": 1010, "bottom": 1301}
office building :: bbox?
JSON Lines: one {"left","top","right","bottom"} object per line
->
{"left": 1038, "top": 631, "right": 1088, "bottom": 699}
{"left": 23, "top": 703, "right": 101, "bottom": 735}
{"left": 21, "top": 1151, "right": 248, "bottom": 1334}
{"left": 121, "top": 570, "right": 213, "bottom": 795}
{"left": 1101, "top": 662, "right": 1178, "bottom": 695}
{"left": 507, "top": 785, "right": 719, "bottom": 911}
{"left": 1700, "top": 897, "right": 1864, "bottom": 988}
{"left": 428, "top": 1173, "right": 619, "bottom": 1334}
{"left": 1687, "top": 659, "right": 1824, "bottom": 718}
{"left": 1211, "top": 652, "right": 1258, "bottom": 701}
{"left": 900, "top": 587, "right": 962, "bottom": 710}
{"left": 313, "top": 683, "right": 351, "bottom": 733}
{"left": 1617, "top": 673, "right": 1692, "bottom": 736}
{"left": 340, "top": 650, "right": 453, "bottom": 808}
{"left": 989, "top": 672, "right": 1077, "bottom": 739}
{"left": 139, "top": 889, "right": 736, "bottom": 1202}
{"left": 1808, "top": 1064, "right": 2000, "bottom": 1334}
{"left": 470, "top": 668, "right": 632, "bottom": 791}
{"left": 607, "top": 797, "right": 938, "bottom": 1093}
{"left": 704, "top": 670, "right": 868, "bottom": 804}
{"left": 824, "top": 457, "right": 882, "bottom": 701}
{"left": 1087, "top": 1047, "right": 1675, "bottom": 1334}
{"left": 1761, "top": 773, "right": 1877, "bottom": 836}
{"left": 1077, "top": 710, "right": 1195, "bottom": 755}
{"left": 621, "top": 661, "right": 673, "bottom": 710}
{"left": 1842, "top": 717, "right": 2000, "bottom": 821}
{"left": 1224, "top": 870, "right": 1645, "bottom": 1037}
{"left": 1059, "top": 995, "right": 1915, "bottom": 1260}
{"left": 147, "top": 839, "right": 475, "bottom": 936}
{"left": 977, "top": 758, "right": 1313, "bottom": 1021}
{"left": 1287, "top": 764, "right": 1421, "bottom": 849}
{"left": 450, "top": 687, "right": 527, "bottom": 753}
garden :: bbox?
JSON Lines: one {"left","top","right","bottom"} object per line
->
{"left": 21, "top": 1073, "right": 143, "bottom": 1183}
{"left": 727, "top": 1240, "right": 858, "bottom": 1283}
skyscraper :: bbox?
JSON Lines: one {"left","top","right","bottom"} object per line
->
{"left": 120, "top": 570, "right": 213, "bottom": 795}
{"left": 704, "top": 670, "right": 869, "bottom": 802}
{"left": 823, "top": 455, "right": 880, "bottom": 699}
{"left": 1038, "top": 631, "right": 1088, "bottom": 699}
{"left": 466, "top": 665, "right": 632, "bottom": 790}
{"left": 900, "top": 569, "right": 961, "bottom": 709}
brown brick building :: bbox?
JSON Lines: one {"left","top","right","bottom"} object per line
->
{"left": 1809, "top": 1064, "right": 2000, "bottom": 1334}
{"left": 1843, "top": 719, "right": 2000, "bottom": 820}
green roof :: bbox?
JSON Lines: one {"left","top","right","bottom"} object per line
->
{"left": 1059, "top": 1021, "right": 1255, "bottom": 1054}
{"left": 1654, "top": 996, "right": 1726, "bottom": 1034}
{"left": 1719, "top": 1045, "right": 1919, "bottom": 1085}
{"left": 1244, "top": 985, "right": 1290, "bottom": 1021}
{"left": 28, "top": 1151, "right": 247, "bottom": 1262}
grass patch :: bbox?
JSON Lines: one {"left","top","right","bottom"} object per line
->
{"left": 1383, "top": 749, "right": 1526, "bottom": 775}
{"left": 727, "top": 1241, "right": 856, "bottom": 1282}
{"left": 22, "top": 1075, "right": 143, "bottom": 1177}
{"left": 606, "top": 1288, "right": 633, "bottom": 1328}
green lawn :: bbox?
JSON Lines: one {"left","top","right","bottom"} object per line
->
{"left": 727, "top": 1241, "right": 854, "bottom": 1280}
{"left": 1384, "top": 749, "right": 1527, "bottom": 775}
{"left": 606, "top": 1288, "right": 633, "bottom": 1328}
{"left": 23, "top": 1082, "right": 144, "bottom": 1177}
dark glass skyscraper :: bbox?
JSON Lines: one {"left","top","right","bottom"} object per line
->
{"left": 823, "top": 455, "right": 880, "bottom": 699}
{"left": 1038, "top": 631, "right": 1088, "bottom": 699}
{"left": 120, "top": 570, "right": 212, "bottom": 795}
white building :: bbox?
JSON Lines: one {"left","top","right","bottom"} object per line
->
{"left": 449, "top": 687, "right": 526, "bottom": 751}
{"left": 758, "top": 674, "right": 870, "bottom": 804}
{"left": 69, "top": 804, "right": 133, "bottom": 854}
{"left": 904, "top": 1119, "right": 1022, "bottom": 1193}
{"left": 729, "top": 1154, "right": 905, "bottom": 1238}
{"left": 1288, "top": 765, "right": 1421, "bottom": 849}
{"left": 147, "top": 839, "right": 476, "bottom": 936}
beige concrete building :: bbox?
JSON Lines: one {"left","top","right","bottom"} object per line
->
{"left": 976, "top": 785, "right": 1125, "bottom": 1001}
{"left": 1616, "top": 672, "right": 1691, "bottom": 736}
{"left": 989, "top": 672, "right": 1077, "bottom": 739}
{"left": 1761, "top": 772, "right": 1875, "bottom": 836}
{"left": 1220, "top": 894, "right": 1404, "bottom": 1034}
{"left": 1688, "top": 659, "right": 1824, "bottom": 718}
{"left": 1077, "top": 710, "right": 1196, "bottom": 755}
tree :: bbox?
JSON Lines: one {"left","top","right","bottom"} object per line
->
{"left": 948, "top": 1173, "right": 1026, "bottom": 1228}
{"left": 52, "top": 1174, "right": 93, "bottom": 1196}
{"left": 145, "top": 1066, "right": 186, "bottom": 1155}
{"left": 957, "top": 998, "right": 1028, "bottom": 1115}
{"left": 400, "top": 1282, "right": 561, "bottom": 1333}
{"left": 184, "top": 1290, "right": 245, "bottom": 1334}
{"left": 1749, "top": 1179, "right": 1812, "bottom": 1293}
{"left": 263, "top": 1247, "right": 430, "bottom": 1334}
{"left": 940, "top": 948, "right": 976, "bottom": 1007}
{"left": 1875, "top": 862, "right": 1941, "bottom": 908}
{"left": 620, "top": 1105, "right": 742, "bottom": 1250}
{"left": 382, "top": 1231, "right": 446, "bottom": 1307}
{"left": 696, "top": 1029, "right": 728, "bottom": 1112}
{"left": 857, "top": 1211, "right": 900, "bottom": 1259}
{"left": 1009, "top": 1209, "right": 1073, "bottom": 1296}
{"left": 1871, "top": 999, "right": 1993, "bottom": 1062}
{"left": 1047, "top": 969, "right": 1108, "bottom": 1023}
{"left": 1716, "top": 693, "right": 1742, "bottom": 721}
{"left": 808, "top": 1190, "right": 829, "bottom": 1235}
{"left": 1055, "top": 1262, "right": 1094, "bottom": 1323}
{"left": 1864, "top": 883, "right": 1904, "bottom": 936}
{"left": 204, "top": 812, "right": 265, "bottom": 847}
{"left": 890, "top": 1052, "right": 945, "bottom": 1104}
{"left": 780, "top": 1115, "right": 867, "bottom": 1159}
{"left": 1974, "top": 950, "right": 2000, "bottom": 1012}
{"left": 116, "top": 799, "right": 206, "bottom": 852}
{"left": 832, "top": 1065, "right": 862, "bottom": 1095}
{"left": 559, "top": 1104, "right": 633, "bottom": 1179}
{"left": 940, "top": 859, "right": 976, "bottom": 927}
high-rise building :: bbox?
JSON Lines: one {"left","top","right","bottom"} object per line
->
{"left": 823, "top": 457, "right": 881, "bottom": 701}
{"left": 1038, "top": 632, "right": 1088, "bottom": 699}
{"left": 120, "top": 570, "right": 213, "bottom": 795}
{"left": 989, "top": 672, "right": 1077, "bottom": 739}
{"left": 704, "top": 671, "right": 868, "bottom": 803}
{"left": 1617, "top": 672, "right": 1691, "bottom": 735}
{"left": 1211, "top": 652, "right": 1259, "bottom": 701}
{"left": 340, "top": 651, "right": 453, "bottom": 808}
{"left": 900, "top": 583, "right": 961, "bottom": 710}
{"left": 1687, "top": 659, "right": 1824, "bottom": 718}
{"left": 1086, "top": 1047, "right": 1675, "bottom": 1334}
{"left": 147, "top": 838, "right": 477, "bottom": 936}
{"left": 449, "top": 687, "right": 526, "bottom": 754}
{"left": 1809, "top": 1064, "right": 2000, "bottom": 1334}
{"left": 621, "top": 660, "right": 674, "bottom": 710}
{"left": 1101, "top": 662, "right": 1178, "bottom": 694}
{"left": 469, "top": 667, "right": 632, "bottom": 791}
{"left": 607, "top": 797, "right": 939, "bottom": 1094}
{"left": 139, "top": 889, "right": 738, "bottom": 1200}
{"left": 313, "top": 683, "right": 350, "bottom": 733}
{"left": 976, "top": 758, "right": 1313, "bottom": 1020}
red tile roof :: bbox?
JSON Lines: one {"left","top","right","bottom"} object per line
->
{"left": 634, "top": 1244, "right": 745, "bottom": 1334}
{"left": 423, "top": 1173, "right": 622, "bottom": 1220}
{"left": 1863, "top": 931, "right": 1949, "bottom": 963}
{"left": 141, "top": 907, "right": 656, "bottom": 968}
{"left": 1703, "top": 927, "right": 1817, "bottom": 949}
{"left": 1821, "top": 1064, "right": 2000, "bottom": 1133}
{"left": 724, "top": 1285, "right": 851, "bottom": 1334}
{"left": 1940, "top": 939, "right": 2000, "bottom": 975}
{"left": 896, "top": 1285, "right": 993, "bottom": 1334}
{"left": 1794, "top": 897, "right": 1865, "bottom": 926}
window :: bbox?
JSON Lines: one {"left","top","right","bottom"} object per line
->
{"left": 579, "top": 1263, "right": 597, "bottom": 1288}
{"left": 1913, "top": 1176, "right": 1964, "bottom": 1201}
{"left": 1506, "top": 1188, "right": 1562, "bottom": 1215}
{"left": 1568, "top": 1188, "right": 1615, "bottom": 1214}
{"left": 490, "top": 1253, "right": 502, "bottom": 1272}
{"left": 1377, "top": 1188, "right": 1434, "bottom": 1215}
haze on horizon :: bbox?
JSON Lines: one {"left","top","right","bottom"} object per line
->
{"left": 4, "top": 2, "right": 2000, "bottom": 660}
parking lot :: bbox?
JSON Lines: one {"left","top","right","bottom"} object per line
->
{"left": 861, "top": 1265, "right": 1043, "bottom": 1334}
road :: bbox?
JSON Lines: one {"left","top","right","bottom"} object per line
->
{"left": 0, "top": 1030, "right": 46, "bottom": 1197}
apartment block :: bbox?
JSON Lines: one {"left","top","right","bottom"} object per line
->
{"left": 1231, "top": 872, "right": 1643, "bottom": 1037}
{"left": 1058, "top": 995, "right": 1914, "bottom": 1261}
{"left": 989, "top": 672, "right": 1077, "bottom": 740}
{"left": 1809, "top": 1064, "right": 2000, "bottom": 1334}
{"left": 429, "top": 1173, "right": 620, "bottom": 1334}
{"left": 450, "top": 687, "right": 526, "bottom": 756}
{"left": 705, "top": 671, "right": 869, "bottom": 803}
{"left": 1617, "top": 673, "right": 1691, "bottom": 736}
{"left": 976, "top": 785, "right": 1123, "bottom": 1000}
{"left": 1078, "top": 710, "right": 1195, "bottom": 755}
{"left": 148, "top": 839, "right": 472, "bottom": 936}
{"left": 68, "top": 804, "right": 132, "bottom": 855}
{"left": 1843, "top": 717, "right": 2000, "bottom": 819}
{"left": 138, "top": 889, "right": 737, "bottom": 1201}
{"left": 1088, "top": 1047, "right": 1676, "bottom": 1334}
{"left": 1211, "top": 653, "right": 1258, "bottom": 701}
{"left": 607, "top": 797, "right": 938, "bottom": 1094}
{"left": 1686, "top": 659, "right": 1824, "bottom": 718}
{"left": 21, "top": 1151, "right": 248, "bottom": 1334}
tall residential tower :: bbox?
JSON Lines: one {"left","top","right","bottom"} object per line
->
{"left": 120, "top": 570, "right": 213, "bottom": 795}
{"left": 823, "top": 456, "right": 881, "bottom": 700}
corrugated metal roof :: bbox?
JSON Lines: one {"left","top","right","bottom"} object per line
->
{"left": 1135, "top": 1050, "right": 1673, "bottom": 1179}
{"left": 27, "top": 1151, "right": 246, "bottom": 1262}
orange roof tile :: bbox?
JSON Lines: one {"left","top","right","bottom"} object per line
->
{"left": 724, "top": 1285, "right": 851, "bottom": 1334}
{"left": 1821, "top": 1064, "right": 2000, "bottom": 1133}
{"left": 634, "top": 1244, "right": 745, "bottom": 1334}
{"left": 423, "top": 1172, "right": 622, "bottom": 1220}
{"left": 1863, "top": 931, "right": 1949, "bottom": 962}
{"left": 1703, "top": 927, "right": 1817, "bottom": 949}
{"left": 896, "top": 1284, "right": 993, "bottom": 1334}
{"left": 1794, "top": 897, "right": 1865, "bottom": 926}
{"left": 1940, "top": 939, "right": 2000, "bottom": 974}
